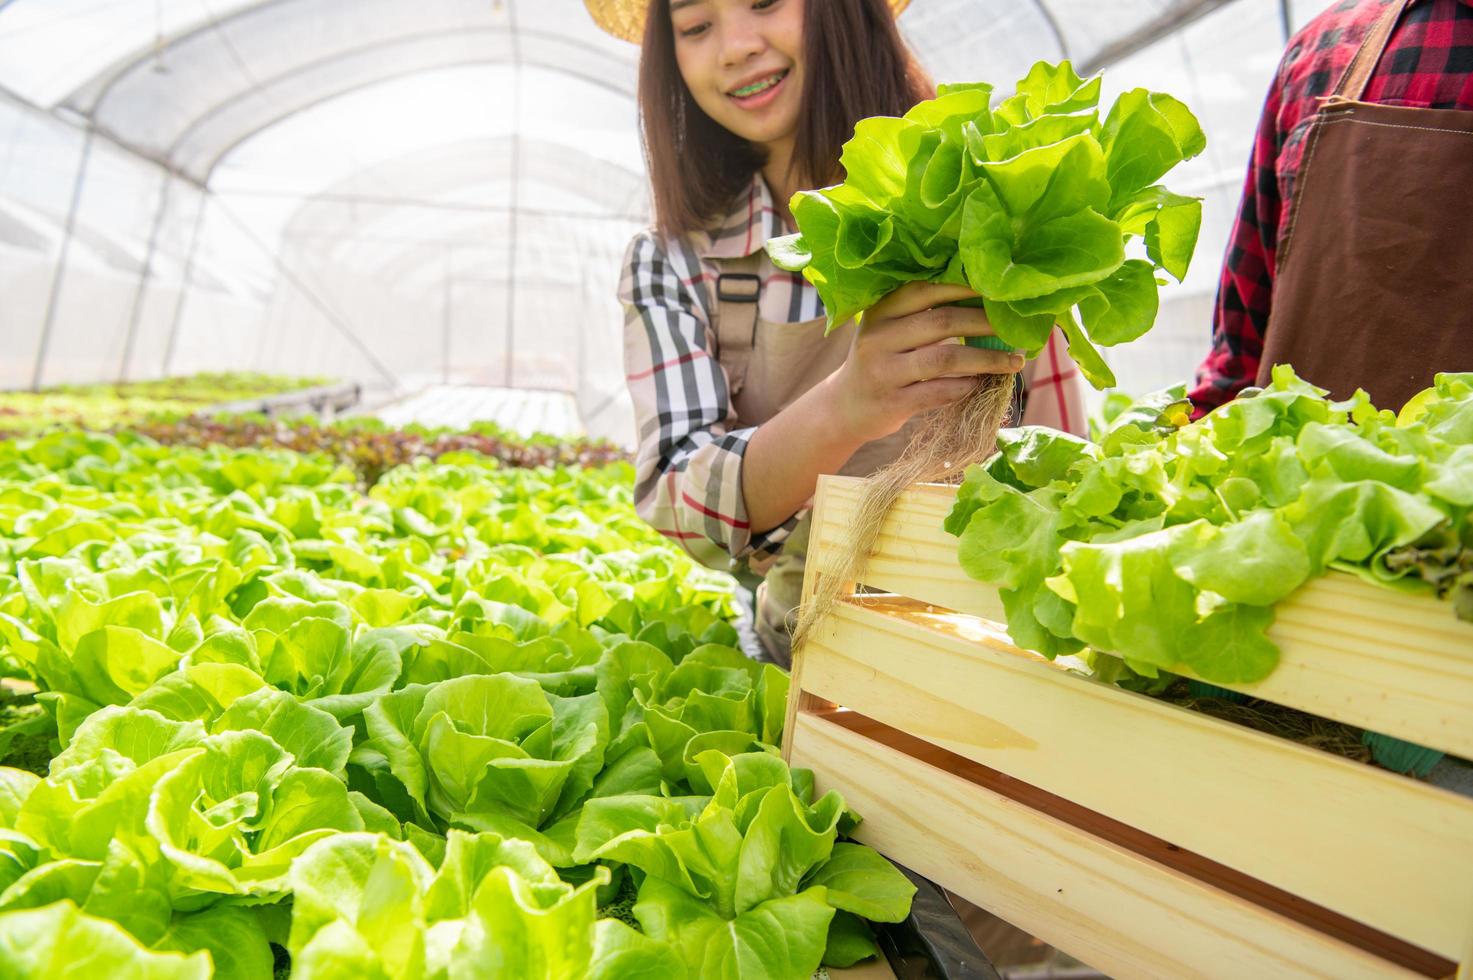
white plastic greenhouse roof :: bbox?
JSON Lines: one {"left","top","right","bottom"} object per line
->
{"left": 0, "top": 0, "right": 1317, "bottom": 443}
{"left": 0, "top": 0, "right": 1237, "bottom": 184}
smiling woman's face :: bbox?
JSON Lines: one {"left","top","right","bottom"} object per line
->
{"left": 670, "top": 0, "right": 806, "bottom": 151}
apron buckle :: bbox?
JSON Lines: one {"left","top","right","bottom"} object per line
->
{"left": 716, "top": 273, "right": 761, "bottom": 303}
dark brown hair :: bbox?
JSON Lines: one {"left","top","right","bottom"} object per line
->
{"left": 639, "top": 0, "right": 933, "bottom": 236}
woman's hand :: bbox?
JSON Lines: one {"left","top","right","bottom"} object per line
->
{"left": 826, "top": 281, "right": 1024, "bottom": 444}
{"left": 740, "top": 282, "right": 1021, "bottom": 534}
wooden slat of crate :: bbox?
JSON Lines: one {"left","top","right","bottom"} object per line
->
{"left": 790, "top": 710, "right": 1422, "bottom": 980}
{"left": 810, "top": 478, "right": 1006, "bottom": 619}
{"left": 801, "top": 597, "right": 1473, "bottom": 961}
{"left": 809, "top": 476, "right": 1473, "bottom": 759}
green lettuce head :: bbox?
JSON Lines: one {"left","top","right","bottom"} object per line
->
{"left": 363, "top": 672, "right": 628, "bottom": 864}
{"left": 767, "top": 61, "right": 1205, "bottom": 389}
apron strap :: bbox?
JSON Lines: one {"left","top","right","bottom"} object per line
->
{"left": 710, "top": 252, "right": 763, "bottom": 397}
{"left": 1333, "top": 0, "right": 1414, "bottom": 101}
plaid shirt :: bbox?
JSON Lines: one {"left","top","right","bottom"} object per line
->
{"left": 1190, "top": 0, "right": 1473, "bottom": 413}
{"left": 621, "top": 175, "right": 1085, "bottom": 572}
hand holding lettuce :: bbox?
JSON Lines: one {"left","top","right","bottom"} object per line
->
{"left": 767, "top": 61, "right": 1205, "bottom": 389}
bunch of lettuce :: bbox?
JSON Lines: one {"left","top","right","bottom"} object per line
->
{"left": 945, "top": 369, "right": 1473, "bottom": 684}
{"left": 595, "top": 639, "right": 789, "bottom": 792}
{"left": 574, "top": 751, "right": 915, "bottom": 976}
{"left": 284, "top": 829, "right": 675, "bottom": 980}
{"left": 361, "top": 672, "right": 636, "bottom": 868}
{"left": 767, "top": 61, "right": 1204, "bottom": 388}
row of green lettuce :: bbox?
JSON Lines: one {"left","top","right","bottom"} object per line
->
{"left": 946, "top": 368, "right": 1473, "bottom": 687}
{"left": 0, "top": 373, "right": 334, "bottom": 439}
{"left": 0, "top": 431, "right": 913, "bottom": 978}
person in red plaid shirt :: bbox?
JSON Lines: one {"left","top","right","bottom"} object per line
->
{"left": 587, "top": 0, "right": 1085, "bottom": 664}
{"left": 1191, "top": 0, "right": 1473, "bottom": 414}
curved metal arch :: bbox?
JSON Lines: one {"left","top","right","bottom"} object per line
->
{"left": 76, "top": 24, "right": 634, "bottom": 184}
{"left": 384, "top": 255, "right": 616, "bottom": 296}
{"left": 55, "top": 0, "right": 636, "bottom": 183}
{"left": 50, "top": 0, "right": 288, "bottom": 115}
{"left": 86, "top": 21, "right": 631, "bottom": 123}
{"left": 1077, "top": 0, "right": 1235, "bottom": 75}
{"left": 72, "top": 0, "right": 459, "bottom": 113}
{"left": 325, "top": 218, "right": 634, "bottom": 291}
{"left": 194, "top": 49, "right": 634, "bottom": 183}
{"left": 275, "top": 222, "right": 631, "bottom": 316}
{"left": 283, "top": 209, "right": 628, "bottom": 283}
{"left": 274, "top": 135, "right": 645, "bottom": 285}
{"left": 280, "top": 136, "right": 647, "bottom": 224}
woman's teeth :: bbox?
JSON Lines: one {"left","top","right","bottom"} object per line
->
{"left": 732, "top": 71, "right": 787, "bottom": 97}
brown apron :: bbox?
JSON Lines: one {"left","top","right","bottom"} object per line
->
{"left": 1257, "top": 0, "right": 1473, "bottom": 408}
{"left": 709, "top": 253, "right": 917, "bottom": 666}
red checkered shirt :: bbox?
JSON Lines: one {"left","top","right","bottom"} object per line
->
{"left": 1190, "top": 0, "right": 1473, "bottom": 413}
{"left": 621, "top": 175, "right": 1086, "bottom": 572}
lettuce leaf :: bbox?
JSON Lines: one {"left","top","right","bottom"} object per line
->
{"left": 0, "top": 900, "right": 211, "bottom": 978}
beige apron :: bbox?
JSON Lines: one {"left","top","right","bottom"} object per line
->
{"left": 708, "top": 253, "right": 921, "bottom": 666}
{"left": 1257, "top": 0, "right": 1473, "bottom": 406}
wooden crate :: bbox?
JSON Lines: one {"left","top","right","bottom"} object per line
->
{"left": 785, "top": 475, "right": 1473, "bottom": 980}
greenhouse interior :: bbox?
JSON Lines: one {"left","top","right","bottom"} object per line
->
{"left": 0, "top": 0, "right": 1470, "bottom": 977}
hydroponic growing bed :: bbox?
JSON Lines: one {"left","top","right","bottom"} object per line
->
{"left": 0, "top": 374, "right": 338, "bottom": 438}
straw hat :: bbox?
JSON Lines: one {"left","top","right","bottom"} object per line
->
{"left": 586, "top": 0, "right": 911, "bottom": 44}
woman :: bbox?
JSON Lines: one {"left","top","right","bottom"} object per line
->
{"left": 587, "top": 0, "right": 1087, "bottom": 665}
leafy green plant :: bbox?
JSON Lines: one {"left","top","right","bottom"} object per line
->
{"left": 946, "top": 369, "right": 1473, "bottom": 684}
{"left": 767, "top": 61, "right": 1204, "bottom": 389}
{"left": 285, "top": 829, "right": 645, "bottom": 980}
{"left": 574, "top": 751, "right": 915, "bottom": 975}
{"left": 361, "top": 673, "right": 620, "bottom": 865}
